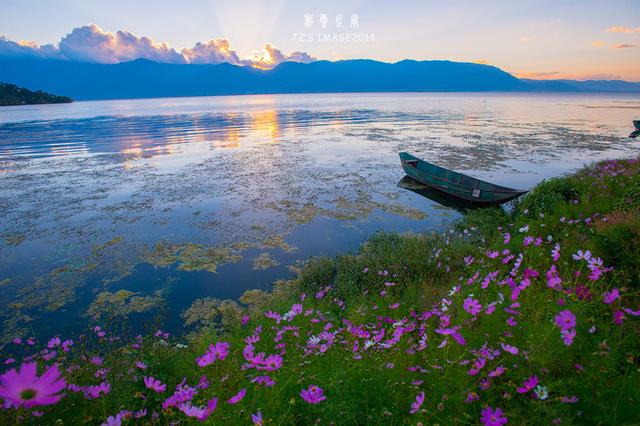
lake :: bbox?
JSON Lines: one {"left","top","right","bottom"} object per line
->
{"left": 0, "top": 92, "right": 638, "bottom": 341}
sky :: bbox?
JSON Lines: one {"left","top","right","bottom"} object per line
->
{"left": 1, "top": 0, "right": 639, "bottom": 80}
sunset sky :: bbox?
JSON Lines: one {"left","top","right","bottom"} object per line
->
{"left": 1, "top": 0, "right": 639, "bottom": 80}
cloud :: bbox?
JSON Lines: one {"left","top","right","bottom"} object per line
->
{"left": 519, "top": 36, "right": 535, "bottom": 43}
{"left": 181, "top": 39, "right": 241, "bottom": 65}
{"left": 611, "top": 43, "right": 637, "bottom": 49}
{"left": 58, "top": 25, "right": 185, "bottom": 64}
{"left": 0, "top": 24, "right": 315, "bottom": 69}
{"left": 246, "top": 44, "right": 315, "bottom": 69}
{"left": 590, "top": 40, "right": 607, "bottom": 48}
{"left": 606, "top": 26, "right": 640, "bottom": 34}
{"left": 513, "top": 71, "right": 560, "bottom": 79}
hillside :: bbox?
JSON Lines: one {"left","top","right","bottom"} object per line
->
{"left": 0, "top": 82, "right": 72, "bottom": 106}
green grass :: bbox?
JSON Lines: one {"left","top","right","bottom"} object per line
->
{"left": 2, "top": 158, "right": 640, "bottom": 425}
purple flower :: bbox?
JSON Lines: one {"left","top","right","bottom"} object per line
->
{"left": 251, "top": 411, "right": 263, "bottom": 425}
{"left": 82, "top": 382, "right": 110, "bottom": 399}
{"left": 178, "top": 398, "right": 217, "bottom": 422}
{"left": 251, "top": 375, "right": 276, "bottom": 387}
{"left": 196, "top": 341, "right": 230, "bottom": 367}
{"left": 143, "top": 376, "right": 166, "bottom": 393}
{"left": 300, "top": 384, "right": 326, "bottom": 404}
{"left": 480, "top": 406, "right": 508, "bottom": 426}
{"left": 551, "top": 243, "right": 560, "bottom": 262}
{"left": 463, "top": 298, "right": 482, "bottom": 316}
{"left": 409, "top": 391, "right": 425, "bottom": 414}
{"left": 500, "top": 343, "right": 519, "bottom": 355}
{"left": 603, "top": 288, "right": 619, "bottom": 304}
{"left": 554, "top": 310, "right": 576, "bottom": 330}
{"left": 516, "top": 375, "right": 538, "bottom": 394}
{"left": 0, "top": 362, "right": 66, "bottom": 408}
{"left": 561, "top": 328, "right": 576, "bottom": 346}
{"left": 227, "top": 388, "right": 246, "bottom": 404}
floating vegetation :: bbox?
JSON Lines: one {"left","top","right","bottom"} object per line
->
{"left": 3, "top": 233, "right": 25, "bottom": 247}
{"left": 143, "top": 241, "right": 242, "bottom": 273}
{"left": 0, "top": 278, "right": 11, "bottom": 287}
{"left": 91, "top": 236, "right": 124, "bottom": 256}
{"left": 177, "top": 243, "right": 242, "bottom": 273}
{"left": 86, "top": 289, "right": 163, "bottom": 319}
{"left": 261, "top": 235, "right": 297, "bottom": 253}
{"left": 181, "top": 297, "right": 242, "bottom": 328}
{"left": 252, "top": 252, "right": 280, "bottom": 270}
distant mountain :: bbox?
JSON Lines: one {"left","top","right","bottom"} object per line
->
{"left": 522, "top": 78, "right": 640, "bottom": 92}
{"left": 0, "top": 57, "right": 638, "bottom": 101}
{"left": 0, "top": 82, "right": 72, "bottom": 106}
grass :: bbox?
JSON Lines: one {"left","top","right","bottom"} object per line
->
{"left": 1, "top": 157, "right": 640, "bottom": 425}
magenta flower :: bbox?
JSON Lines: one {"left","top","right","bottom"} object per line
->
{"left": 143, "top": 376, "right": 166, "bottom": 393}
{"left": 554, "top": 310, "right": 576, "bottom": 330}
{"left": 561, "top": 328, "right": 576, "bottom": 346}
{"left": 251, "top": 411, "right": 263, "bottom": 426}
{"left": 0, "top": 362, "right": 66, "bottom": 408}
{"left": 196, "top": 341, "right": 230, "bottom": 367}
{"left": 463, "top": 298, "right": 482, "bottom": 316}
{"left": 500, "top": 343, "right": 519, "bottom": 355}
{"left": 603, "top": 288, "right": 619, "bottom": 304}
{"left": 227, "top": 388, "right": 246, "bottom": 404}
{"left": 516, "top": 375, "right": 538, "bottom": 394}
{"left": 409, "top": 391, "right": 425, "bottom": 414}
{"left": 300, "top": 384, "right": 326, "bottom": 404}
{"left": 178, "top": 398, "right": 217, "bottom": 422}
{"left": 82, "top": 382, "right": 110, "bottom": 399}
{"left": 480, "top": 406, "right": 508, "bottom": 426}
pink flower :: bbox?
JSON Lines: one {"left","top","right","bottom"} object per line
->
{"left": 613, "top": 310, "right": 626, "bottom": 325}
{"left": 551, "top": 244, "right": 560, "bottom": 262}
{"left": 516, "top": 375, "right": 538, "bottom": 394}
{"left": 251, "top": 411, "right": 263, "bottom": 425}
{"left": 0, "top": 362, "right": 66, "bottom": 408}
{"left": 409, "top": 391, "right": 425, "bottom": 414}
{"left": 480, "top": 406, "right": 508, "bottom": 426}
{"left": 561, "top": 328, "right": 576, "bottom": 346}
{"left": 603, "top": 288, "right": 619, "bottom": 304}
{"left": 500, "top": 343, "right": 519, "bottom": 355}
{"left": 251, "top": 375, "right": 276, "bottom": 387}
{"left": 135, "top": 361, "right": 147, "bottom": 370}
{"left": 463, "top": 298, "right": 482, "bottom": 316}
{"left": 82, "top": 382, "right": 110, "bottom": 399}
{"left": 504, "top": 233, "right": 511, "bottom": 244}
{"left": 300, "top": 384, "right": 326, "bottom": 404}
{"left": 102, "top": 413, "right": 123, "bottom": 426}
{"left": 554, "top": 310, "right": 576, "bottom": 330}
{"left": 546, "top": 265, "right": 562, "bottom": 290}
{"left": 143, "top": 376, "right": 166, "bottom": 393}
{"left": 196, "top": 341, "right": 230, "bottom": 367}
{"left": 178, "top": 398, "right": 217, "bottom": 421}
{"left": 227, "top": 388, "right": 246, "bottom": 404}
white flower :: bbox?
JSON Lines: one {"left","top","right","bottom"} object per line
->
{"left": 534, "top": 385, "right": 549, "bottom": 400}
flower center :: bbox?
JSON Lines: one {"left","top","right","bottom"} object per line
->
{"left": 20, "top": 388, "right": 37, "bottom": 400}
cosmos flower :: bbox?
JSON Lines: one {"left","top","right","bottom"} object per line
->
{"left": 0, "top": 362, "right": 66, "bottom": 408}
{"left": 143, "top": 376, "right": 166, "bottom": 393}
{"left": 300, "top": 384, "right": 326, "bottom": 404}
{"left": 196, "top": 341, "right": 230, "bottom": 367}
{"left": 463, "top": 298, "right": 482, "bottom": 315}
{"left": 251, "top": 411, "right": 263, "bottom": 425}
{"left": 480, "top": 406, "right": 508, "bottom": 426}
{"left": 409, "top": 391, "right": 425, "bottom": 414}
{"left": 516, "top": 375, "right": 538, "bottom": 394}
{"left": 500, "top": 343, "right": 519, "bottom": 355}
{"left": 554, "top": 310, "right": 576, "bottom": 330}
{"left": 227, "top": 388, "right": 246, "bottom": 404}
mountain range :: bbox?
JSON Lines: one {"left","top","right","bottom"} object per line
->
{"left": 1, "top": 57, "right": 639, "bottom": 100}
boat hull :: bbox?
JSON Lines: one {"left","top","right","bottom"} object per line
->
{"left": 399, "top": 152, "right": 527, "bottom": 205}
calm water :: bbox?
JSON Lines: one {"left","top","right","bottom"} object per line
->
{"left": 1, "top": 92, "right": 638, "bottom": 340}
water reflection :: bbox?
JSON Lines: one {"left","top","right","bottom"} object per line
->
{"left": 397, "top": 176, "right": 479, "bottom": 213}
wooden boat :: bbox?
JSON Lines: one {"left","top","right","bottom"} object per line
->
{"left": 631, "top": 120, "right": 640, "bottom": 138}
{"left": 397, "top": 176, "right": 478, "bottom": 212}
{"left": 399, "top": 152, "right": 527, "bottom": 205}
